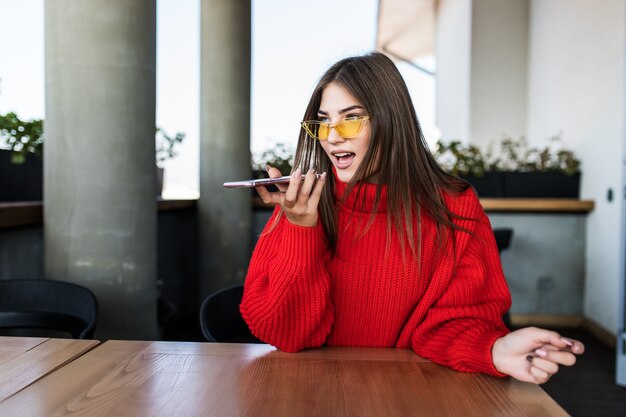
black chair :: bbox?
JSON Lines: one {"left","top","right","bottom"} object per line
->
{"left": 493, "top": 228, "right": 514, "bottom": 329}
{"left": 0, "top": 279, "right": 98, "bottom": 339}
{"left": 199, "top": 284, "right": 261, "bottom": 343}
{"left": 493, "top": 228, "right": 513, "bottom": 254}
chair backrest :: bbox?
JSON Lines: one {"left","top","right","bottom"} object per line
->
{"left": 492, "top": 228, "right": 514, "bottom": 329}
{"left": 0, "top": 279, "right": 98, "bottom": 339}
{"left": 199, "top": 285, "right": 260, "bottom": 343}
{"left": 493, "top": 228, "right": 514, "bottom": 253}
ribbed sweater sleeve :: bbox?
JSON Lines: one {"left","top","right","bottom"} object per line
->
{"left": 410, "top": 193, "right": 511, "bottom": 377}
{"left": 240, "top": 206, "right": 334, "bottom": 352}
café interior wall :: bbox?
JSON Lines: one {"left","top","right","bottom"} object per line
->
{"left": 435, "top": 0, "right": 471, "bottom": 142}
{"left": 468, "top": 0, "right": 529, "bottom": 150}
{"left": 0, "top": 227, "right": 43, "bottom": 279}
{"left": 436, "top": 0, "right": 529, "bottom": 147}
{"left": 526, "top": 0, "right": 626, "bottom": 335}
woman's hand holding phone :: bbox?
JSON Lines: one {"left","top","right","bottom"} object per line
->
{"left": 255, "top": 165, "right": 327, "bottom": 227}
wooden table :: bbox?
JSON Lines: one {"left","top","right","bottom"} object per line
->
{"left": 0, "top": 341, "right": 569, "bottom": 416}
{"left": 0, "top": 337, "right": 99, "bottom": 403}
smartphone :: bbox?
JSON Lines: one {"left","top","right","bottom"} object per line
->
{"left": 223, "top": 174, "right": 322, "bottom": 188}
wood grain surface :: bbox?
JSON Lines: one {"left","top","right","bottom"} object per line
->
{"left": 0, "top": 337, "right": 99, "bottom": 403}
{"left": 479, "top": 198, "right": 594, "bottom": 213}
{"left": 0, "top": 340, "right": 568, "bottom": 416}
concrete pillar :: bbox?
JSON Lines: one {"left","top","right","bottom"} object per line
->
{"left": 199, "top": 0, "right": 252, "bottom": 297}
{"left": 436, "top": 0, "right": 529, "bottom": 148}
{"left": 44, "top": 0, "right": 158, "bottom": 340}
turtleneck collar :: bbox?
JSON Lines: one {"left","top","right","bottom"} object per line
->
{"left": 331, "top": 166, "right": 387, "bottom": 213}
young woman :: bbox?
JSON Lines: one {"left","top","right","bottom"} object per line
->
{"left": 241, "top": 52, "right": 584, "bottom": 384}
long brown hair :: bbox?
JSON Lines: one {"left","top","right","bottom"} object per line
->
{"left": 292, "top": 52, "right": 471, "bottom": 256}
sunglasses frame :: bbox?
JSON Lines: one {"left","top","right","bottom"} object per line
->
{"left": 301, "top": 116, "right": 370, "bottom": 141}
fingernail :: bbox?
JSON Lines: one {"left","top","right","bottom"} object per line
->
{"left": 293, "top": 168, "right": 301, "bottom": 177}
{"left": 561, "top": 338, "right": 573, "bottom": 347}
{"left": 308, "top": 167, "right": 315, "bottom": 174}
{"left": 265, "top": 165, "right": 271, "bottom": 172}
{"left": 526, "top": 355, "right": 534, "bottom": 363}
{"left": 535, "top": 349, "right": 548, "bottom": 357}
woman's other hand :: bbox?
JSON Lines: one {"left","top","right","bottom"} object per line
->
{"left": 491, "top": 326, "right": 585, "bottom": 384}
{"left": 255, "top": 165, "right": 326, "bottom": 227}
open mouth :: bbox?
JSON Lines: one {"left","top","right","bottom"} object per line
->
{"left": 333, "top": 152, "right": 355, "bottom": 169}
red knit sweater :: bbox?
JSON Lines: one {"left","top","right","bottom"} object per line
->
{"left": 241, "top": 176, "right": 511, "bottom": 376}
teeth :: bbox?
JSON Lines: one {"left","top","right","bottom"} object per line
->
{"left": 335, "top": 153, "right": 352, "bottom": 158}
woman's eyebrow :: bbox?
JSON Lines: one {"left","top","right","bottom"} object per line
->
{"left": 317, "top": 105, "right": 364, "bottom": 115}
{"left": 339, "top": 105, "right": 364, "bottom": 114}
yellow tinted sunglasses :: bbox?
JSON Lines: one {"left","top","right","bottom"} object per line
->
{"left": 301, "top": 116, "right": 370, "bottom": 141}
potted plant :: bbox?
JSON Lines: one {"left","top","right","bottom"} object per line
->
{"left": 490, "top": 135, "right": 581, "bottom": 198}
{"left": 250, "top": 142, "right": 295, "bottom": 194}
{"left": 0, "top": 112, "right": 44, "bottom": 201}
{"left": 433, "top": 140, "right": 505, "bottom": 197}
{"left": 0, "top": 113, "right": 185, "bottom": 201}
{"left": 251, "top": 141, "right": 294, "bottom": 177}
{"left": 155, "top": 128, "right": 186, "bottom": 197}
{"left": 434, "top": 135, "right": 581, "bottom": 198}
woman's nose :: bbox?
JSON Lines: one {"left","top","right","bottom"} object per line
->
{"left": 326, "top": 125, "right": 344, "bottom": 144}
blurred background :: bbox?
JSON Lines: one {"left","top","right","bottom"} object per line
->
{"left": 0, "top": 1, "right": 625, "bottom": 413}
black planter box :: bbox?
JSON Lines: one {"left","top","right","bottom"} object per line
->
{"left": 461, "top": 172, "right": 505, "bottom": 198}
{"left": 0, "top": 150, "right": 43, "bottom": 202}
{"left": 503, "top": 171, "right": 581, "bottom": 198}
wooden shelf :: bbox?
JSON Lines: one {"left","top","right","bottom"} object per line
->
{"left": 479, "top": 198, "right": 594, "bottom": 213}
{"left": 255, "top": 197, "right": 595, "bottom": 214}
{"left": 0, "top": 199, "right": 197, "bottom": 229}
{"left": 0, "top": 202, "right": 43, "bottom": 229}
{"left": 157, "top": 198, "right": 197, "bottom": 212}
{"left": 0, "top": 197, "right": 594, "bottom": 229}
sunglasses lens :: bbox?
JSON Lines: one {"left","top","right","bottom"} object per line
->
{"left": 336, "top": 119, "right": 364, "bottom": 138}
{"left": 301, "top": 117, "right": 368, "bottom": 140}
{"left": 317, "top": 123, "right": 330, "bottom": 140}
